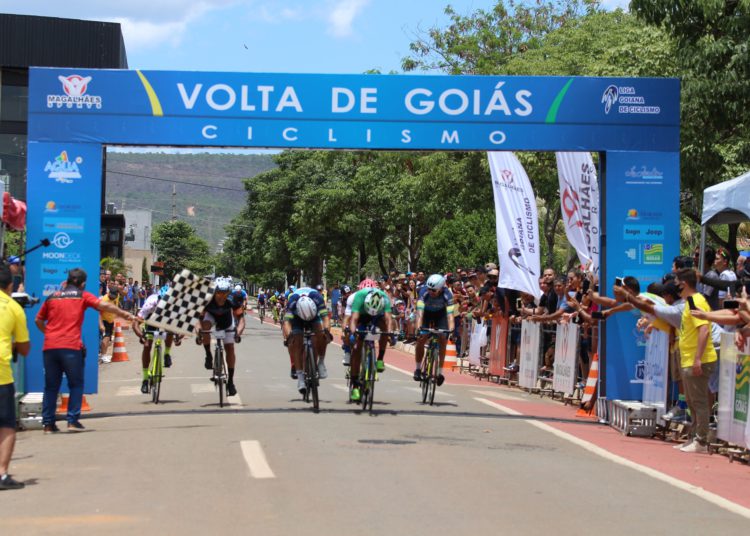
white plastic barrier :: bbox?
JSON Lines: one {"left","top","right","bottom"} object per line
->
{"left": 641, "top": 329, "right": 669, "bottom": 420}
{"left": 718, "top": 333, "right": 750, "bottom": 448}
{"left": 519, "top": 321, "right": 541, "bottom": 389}
{"left": 552, "top": 323, "right": 579, "bottom": 395}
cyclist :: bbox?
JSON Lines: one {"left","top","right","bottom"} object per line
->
{"left": 413, "top": 274, "right": 455, "bottom": 386}
{"left": 132, "top": 285, "right": 182, "bottom": 394}
{"left": 269, "top": 292, "right": 280, "bottom": 323}
{"left": 338, "top": 285, "right": 354, "bottom": 365}
{"left": 348, "top": 285, "right": 393, "bottom": 402}
{"left": 231, "top": 284, "right": 248, "bottom": 312}
{"left": 342, "top": 279, "right": 377, "bottom": 365}
{"left": 283, "top": 287, "right": 331, "bottom": 394}
{"left": 199, "top": 277, "right": 245, "bottom": 397}
{"left": 257, "top": 288, "right": 267, "bottom": 317}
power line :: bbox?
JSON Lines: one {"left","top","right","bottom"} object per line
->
{"left": 106, "top": 169, "right": 248, "bottom": 192}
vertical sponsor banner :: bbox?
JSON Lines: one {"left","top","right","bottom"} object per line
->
{"left": 519, "top": 320, "right": 541, "bottom": 389}
{"left": 488, "top": 314, "right": 509, "bottom": 376}
{"left": 555, "top": 152, "right": 600, "bottom": 273}
{"left": 641, "top": 330, "right": 668, "bottom": 418}
{"left": 553, "top": 323, "right": 579, "bottom": 394}
{"left": 603, "top": 151, "right": 679, "bottom": 400}
{"left": 488, "top": 152, "right": 541, "bottom": 299}
{"left": 25, "top": 141, "right": 103, "bottom": 394}
{"left": 718, "top": 333, "right": 750, "bottom": 446}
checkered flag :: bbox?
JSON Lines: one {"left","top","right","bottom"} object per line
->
{"left": 145, "top": 269, "right": 215, "bottom": 336}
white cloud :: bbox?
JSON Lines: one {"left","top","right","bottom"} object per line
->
{"left": 327, "top": 0, "right": 370, "bottom": 38}
{"left": 600, "top": 0, "right": 630, "bottom": 11}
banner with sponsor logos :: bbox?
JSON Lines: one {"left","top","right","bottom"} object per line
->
{"left": 718, "top": 333, "right": 750, "bottom": 448}
{"left": 641, "top": 329, "right": 669, "bottom": 419}
{"left": 602, "top": 151, "right": 680, "bottom": 401}
{"left": 489, "top": 152, "right": 542, "bottom": 300}
{"left": 555, "top": 152, "right": 600, "bottom": 273}
{"left": 553, "top": 322, "right": 579, "bottom": 395}
{"left": 25, "top": 142, "right": 102, "bottom": 394}
{"left": 519, "top": 320, "right": 542, "bottom": 389}
{"left": 29, "top": 69, "right": 680, "bottom": 152}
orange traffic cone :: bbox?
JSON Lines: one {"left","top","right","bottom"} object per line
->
{"left": 111, "top": 321, "right": 130, "bottom": 362}
{"left": 443, "top": 341, "right": 458, "bottom": 370}
{"left": 57, "top": 395, "right": 91, "bottom": 414}
{"left": 576, "top": 353, "right": 598, "bottom": 419}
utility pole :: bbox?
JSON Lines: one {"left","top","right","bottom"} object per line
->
{"left": 171, "top": 185, "right": 176, "bottom": 221}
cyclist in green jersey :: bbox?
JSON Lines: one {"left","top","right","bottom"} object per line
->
{"left": 348, "top": 286, "right": 393, "bottom": 402}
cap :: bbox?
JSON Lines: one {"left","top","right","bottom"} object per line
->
{"left": 7, "top": 256, "right": 20, "bottom": 265}
{"left": 485, "top": 262, "right": 498, "bottom": 271}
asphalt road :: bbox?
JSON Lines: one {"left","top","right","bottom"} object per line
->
{"left": 2, "top": 315, "right": 748, "bottom": 535}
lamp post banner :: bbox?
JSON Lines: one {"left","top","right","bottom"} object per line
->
{"left": 556, "top": 152, "right": 600, "bottom": 273}
{"left": 488, "top": 151, "right": 541, "bottom": 299}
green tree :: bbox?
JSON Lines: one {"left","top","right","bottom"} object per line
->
{"left": 420, "top": 210, "right": 498, "bottom": 272}
{"left": 100, "top": 257, "right": 129, "bottom": 277}
{"left": 141, "top": 257, "right": 149, "bottom": 284}
{"left": 151, "top": 220, "right": 213, "bottom": 279}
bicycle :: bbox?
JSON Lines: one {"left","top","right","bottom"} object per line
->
{"left": 145, "top": 330, "right": 167, "bottom": 404}
{"left": 208, "top": 329, "right": 232, "bottom": 408}
{"left": 419, "top": 328, "right": 451, "bottom": 406}
{"left": 354, "top": 325, "right": 396, "bottom": 414}
{"left": 259, "top": 303, "right": 266, "bottom": 323}
{"left": 301, "top": 326, "right": 320, "bottom": 413}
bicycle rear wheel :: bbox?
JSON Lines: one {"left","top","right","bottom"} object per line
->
{"left": 367, "top": 349, "right": 376, "bottom": 414}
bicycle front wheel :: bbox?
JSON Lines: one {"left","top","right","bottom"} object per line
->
{"left": 428, "top": 345, "right": 438, "bottom": 406}
{"left": 215, "top": 346, "right": 226, "bottom": 408}
{"left": 151, "top": 343, "right": 163, "bottom": 404}
{"left": 420, "top": 349, "right": 430, "bottom": 404}
{"left": 305, "top": 344, "right": 319, "bottom": 412}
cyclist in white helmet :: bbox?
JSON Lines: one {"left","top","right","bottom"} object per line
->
{"left": 413, "top": 273, "right": 454, "bottom": 385}
{"left": 283, "top": 286, "right": 331, "bottom": 395}
{"left": 347, "top": 285, "right": 393, "bottom": 402}
{"left": 198, "top": 277, "right": 245, "bottom": 397}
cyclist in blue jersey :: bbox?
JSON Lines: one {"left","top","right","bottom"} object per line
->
{"left": 283, "top": 287, "right": 331, "bottom": 394}
{"left": 413, "top": 274, "right": 455, "bottom": 385}
{"left": 231, "top": 285, "right": 248, "bottom": 311}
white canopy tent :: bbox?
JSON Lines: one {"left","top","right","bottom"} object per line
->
{"left": 699, "top": 170, "right": 750, "bottom": 268}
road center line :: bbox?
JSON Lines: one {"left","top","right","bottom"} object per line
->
{"left": 240, "top": 440, "right": 276, "bottom": 479}
{"left": 473, "top": 397, "right": 750, "bottom": 520}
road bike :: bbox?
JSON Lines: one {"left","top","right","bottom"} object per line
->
{"left": 354, "top": 325, "right": 396, "bottom": 415}
{"left": 145, "top": 330, "right": 167, "bottom": 404}
{"left": 258, "top": 303, "right": 266, "bottom": 323}
{"left": 420, "top": 328, "right": 451, "bottom": 406}
{"left": 210, "top": 329, "right": 232, "bottom": 408}
{"left": 301, "top": 326, "right": 320, "bottom": 413}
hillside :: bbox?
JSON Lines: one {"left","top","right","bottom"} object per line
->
{"left": 105, "top": 152, "right": 277, "bottom": 247}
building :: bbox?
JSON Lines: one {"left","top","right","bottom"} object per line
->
{"left": 0, "top": 13, "right": 128, "bottom": 201}
{"left": 123, "top": 209, "right": 155, "bottom": 282}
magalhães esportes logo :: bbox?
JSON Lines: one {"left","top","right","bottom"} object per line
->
{"left": 47, "top": 74, "right": 102, "bottom": 109}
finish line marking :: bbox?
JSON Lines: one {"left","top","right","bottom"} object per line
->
{"left": 240, "top": 440, "right": 276, "bottom": 479}
{"left": 473, "top": 397, "right": 750, "bottom": 520}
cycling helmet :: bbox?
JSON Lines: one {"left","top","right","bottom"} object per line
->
{"left": 364, "top": 290, "right": 386, "bottom": 316}
{"left": 234, "top": 284, "right": 242, "bottom": 291}
{"left": 296, "top": 295, "right": 318, "bottom": 321}
{"left": 159, "top": 285, "right": 170, "bottom": 297}
{"left": 358, "top": 278, "right": 378, "bottom": 289}
{"left": 342, "top": 285, "right": 352, "bottom": 294}
{"left": 426, "top": 274, "right": 446, "bottom": 291}
{"left": 215, "top": 278, "right": 232, "bottom": 292}
{"left": 289, "top": 285, "right": 297, "bottom": 293}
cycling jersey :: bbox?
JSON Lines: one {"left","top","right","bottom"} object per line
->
{"left": 204, "top": 294, "right": 243, "bottom": 331}
{"left": 258, "top": 293, "right": 266, "bottom": 305}
{"left": 285, "top": 287, "right": 328, "bottom": 321}
{"left": 417, "top": 286, "right": 455, "bottom": 315}
{"left": 349, "top": 288, "right": 392, "bottom": 316}
{"left": 344, "top": 293, "right": 356, "bottom": 317}
{"left": 137, "top": 293, "right": 160, "bottom": 320}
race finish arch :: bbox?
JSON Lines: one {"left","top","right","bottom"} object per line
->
{"left": 25, "top": 68, "right": 680, "bottom": 401}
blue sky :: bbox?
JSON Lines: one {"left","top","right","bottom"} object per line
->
{"left": 1, "top": 0, "right": 629, "bottom": 74}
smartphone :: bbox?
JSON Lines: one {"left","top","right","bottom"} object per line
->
{"left": 591, "top": 311, "right": 605, "bottom": 319}
{"left": 582, "top": 279, "right": 591, "bottom": 293}
{"left": 724, "top": 300, "right": 740, "bottom": 310}
{"left": 614, "top": 277, "right": 624, "bottom": 287}
{"left": 687, "top": 296, "right": 697, "bottom": 310}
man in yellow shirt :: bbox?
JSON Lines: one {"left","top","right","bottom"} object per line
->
{"left": 98, "top": 287, "right": 119, "bottom": 363}
{"left": 0, "top": 264, "right": 30, "bottom": 489}
{"left": 675, "top": 268, "right": 718, "bottom": 453}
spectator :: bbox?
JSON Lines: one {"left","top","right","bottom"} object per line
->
{"left": 330, "top": 284, "right": 341, "bottom": 324}
{"left": 714, "top": 247, "right": 737, "bottom": 306}
{"left": 694, "top": 247, "right": 719, "bottom": 310}
{"left": 7, "top": 256, "right": 24, "bottom": 293}
{"left": 98, "top": 286, "right": 120, "bottom": 363}
{"left": 0, "top": 264, "right": 30, "bottom": 489}
{"left": 672, "top": 268, "right": 718, "bottom": 453}
{"left": 35, "top": 268, "right": 135, "bottom": 433}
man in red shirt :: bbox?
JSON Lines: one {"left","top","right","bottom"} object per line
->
{"left": 35, "top": 268, "right": 134, "bottom": 432}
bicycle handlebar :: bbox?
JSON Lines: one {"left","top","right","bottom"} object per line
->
{"left": 419, "top": 328, "right": 451, "bottom": 335}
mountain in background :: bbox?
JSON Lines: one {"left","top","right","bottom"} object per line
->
{"left": 105, "top": 152, "right": 277, "bottom": 248}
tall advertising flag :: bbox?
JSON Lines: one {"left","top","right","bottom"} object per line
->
{"left": 555, "top": 152, "right": 600, "bottom": 273}
{"left": 488, "top": 152, "right": 541, "bottom": 299}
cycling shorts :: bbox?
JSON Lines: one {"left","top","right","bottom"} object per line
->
{"left": 289, "top": 316, "right": 322, "bottom": 335}
{"left": 203, "top": 311, "right": 236, "bottom": 333}
{"left": 101, "top": 320, "right": 114, "bottom": 339}
{"left": 422, "top": 310, "right": 448, "bottom": 331}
